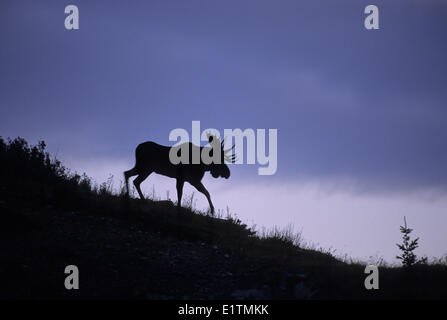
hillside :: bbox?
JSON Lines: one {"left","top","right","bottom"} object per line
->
{"left": 1, "top": 137, "right": 446, "bottom": 299}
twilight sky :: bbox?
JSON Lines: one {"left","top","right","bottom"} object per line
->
{"left": 1, "top": 0, "right": 446, "bottom": 262}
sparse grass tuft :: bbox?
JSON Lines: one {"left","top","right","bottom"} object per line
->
{"left": 258, "top": 224, "right": 304, "bottom": 247}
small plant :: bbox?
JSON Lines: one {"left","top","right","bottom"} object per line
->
{"left": 396, "top": 216, "right": 422, "bottom": 267}
{"left": 99, "top": 174, "right": 114, "bottom": 195}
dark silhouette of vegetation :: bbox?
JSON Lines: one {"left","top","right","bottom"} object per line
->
{"left": 0, "top": 136, "right": 93, "bottom": 208}
{"left": 396, "top": 217, "right": 427, "bottom": 267}
{"left": 1, "top": 136, "right": 446, "bottom": 299}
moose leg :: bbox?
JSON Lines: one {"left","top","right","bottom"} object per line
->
{"left": 124, "top": 167, "right": 138, "bottom": 196}
{"left": 176, "top": 179, "right": 184, "bottom": 209}
{"left": 133, "top": 171, "right": 151, "bottom": 199}
{"left": 191, "top": 182, "right": 215, "bottom": 215}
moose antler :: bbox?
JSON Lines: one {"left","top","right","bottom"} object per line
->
{"left": 220, "top": 136, "right": 237, "bottom": 163}
{"left": 224, "top": 153, "right": 237, "bottom": 163}
{"left": 224, "top": 144, "right": 235, "bottom": 154}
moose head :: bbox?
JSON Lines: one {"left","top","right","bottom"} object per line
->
{"left": 206, "top": 133, "right": 236, "bottom": 179}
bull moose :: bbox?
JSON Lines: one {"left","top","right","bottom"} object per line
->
{"left": 124, "top": 134, "right": 235, "bottom": 214}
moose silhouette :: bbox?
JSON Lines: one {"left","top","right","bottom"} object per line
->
{"left": 124, "top": 134, "right": 235, "bottom": 214}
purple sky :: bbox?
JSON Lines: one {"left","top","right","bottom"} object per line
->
{"left": 1, "top": 0, "right": 446, "bottom": 262}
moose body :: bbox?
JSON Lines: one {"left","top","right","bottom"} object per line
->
{"left": 124, "top": 136, "right": 234, "bottom": 214}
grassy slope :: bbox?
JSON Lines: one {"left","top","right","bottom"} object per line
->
{"left": 1, "top": 137, "right": 446, "bottom": 299}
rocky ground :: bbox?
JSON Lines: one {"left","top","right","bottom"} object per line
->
{"left": 0, "top": 201, "right": 316, "bottom": 300}
{"left": 2, "top": 195, "right": 447, "bottom": 300}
